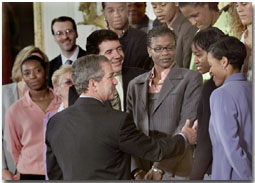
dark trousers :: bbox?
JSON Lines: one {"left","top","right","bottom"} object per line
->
{"left": 20, "top": 174, "right": 45, "bottom": 180}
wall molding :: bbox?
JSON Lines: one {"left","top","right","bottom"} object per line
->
{"left": 33, "top": 2, "right": 45, "bottom": 51}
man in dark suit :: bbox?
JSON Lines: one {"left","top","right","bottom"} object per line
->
{"left": 68, "top": 29, "right": 145, "bottom": 111}
{"left": 48, "top": 16, "right": 86, "bottom": 87}
{"left": 46, "top": 54, "right": 197, "bottom": 180}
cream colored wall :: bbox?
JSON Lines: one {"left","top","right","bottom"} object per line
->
{"left": 41, "top": 2, "right": 155, "bottom": 60}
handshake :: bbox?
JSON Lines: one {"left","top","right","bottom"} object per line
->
{"left": 181, "top": 119, "right": 198, "bottom": 145}
{"left": 134, "top": 119, "right": 198, "bottom": 180}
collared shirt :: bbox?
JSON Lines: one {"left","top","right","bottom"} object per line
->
{"left": 5, "top": 89, "right": 61, "bottom": 175}
{"left": 115, "top": 72, "right": 124, "bottom": 111}
{"left": 61, "top": 46, "right": 79, "bottom": 65}
{"left": 148, "top": 63, "right": 175, "bottom": 93}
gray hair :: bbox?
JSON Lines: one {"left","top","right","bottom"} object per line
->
{"left": 147, "top": 25, "right": 176, "bottom": 47}
{"left": 52, "top": 65, "right": 72, "bottom": 88}
{"left": 72, "top": 54, "right": 110, "bottom": 95}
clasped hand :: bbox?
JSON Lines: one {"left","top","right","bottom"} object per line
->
{"left": 181, "top": 119, "right": 198, "bottom": 145}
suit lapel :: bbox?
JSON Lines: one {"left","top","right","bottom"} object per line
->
{"left": 136, "top": 72, "right": 151, "bottom": 109}
{"left": 77, "top": 46, "right": 87, "bottom": 58}
{"left": 153, "top": 66, "right": 183, "bottom": 114}
{"left": 55, "top": 56, "right": 63, "bottom": 70}
{"left": 122, "top": 67, "right": 129, "bottom": 106}
{"left": 135, "top": 72, "right": 150, "bottom": 135}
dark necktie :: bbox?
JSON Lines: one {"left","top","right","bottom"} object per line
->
{"left": 111, "top": 90, "right": 121, "bottom": 110}
{"left": 65, "top": 60, "right": 73, "bottom": 65}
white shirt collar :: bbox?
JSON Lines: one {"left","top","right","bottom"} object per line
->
{"left": 61, "top": 46, "right": 79, "bottom": 65}
{"left": 57, "top": 102, "right": 65, "bottom": 112}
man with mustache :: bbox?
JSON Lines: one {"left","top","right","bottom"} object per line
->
{"left": 126, "top": 26, "right": 202, "bottom": 180}
{"left": 48, "top": 16, "right": 87, "bottom": 87}
{"left": 68, "top": 29, "right": 145, "bottom": 111}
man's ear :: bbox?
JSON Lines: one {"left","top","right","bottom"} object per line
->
{"left": 88, "top": 79, "right": 97, "bottom": 91}
{"left": 75, "top": 31, "right": 78, "bottom": 39}
{"left": 102, "top": 10, "right": 107, "bottom": 22}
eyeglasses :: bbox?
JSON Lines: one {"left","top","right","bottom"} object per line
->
{"left": 54, "top": 29, "right": 74, "bottom": 37}
{"left": 151, "top": 46, "right": 175, "bottom": 53}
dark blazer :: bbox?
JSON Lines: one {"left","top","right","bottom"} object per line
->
{"left": 120, "top": 27, "right": 152, "bottom": 70}
{"left": 171, "top": 13, "right": 198, "bottom": 68}
{"left": 48, "top": 46, "right": 86, "bottom": 87}
{"left": 68, "top": 66, "right": 145, "bottom": 109}
{"left": 190, "top": 78, "right": 216, "bottom": 179}
{"left": 46, "top": 97, "right": 185, "bottom": 180}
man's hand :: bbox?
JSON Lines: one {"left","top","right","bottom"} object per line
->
{"left": 2, "top": 169, "right": 14, "bottom": 180}
{"left": 144, "top": 168, "right": 163, "bottom": 180}
{"left": 181, "top": 119, "right": 197, "bottom": 145}
{"left": 192, "top": 119, "right": 198, "bottom": 131}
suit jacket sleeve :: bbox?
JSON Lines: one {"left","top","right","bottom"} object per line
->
{"left": 126, "top": 81, "right": 145, "bottom": 171}
{"left": 46, "top": 119, "right": 63, "bottom": 180}
{"left": 119, "top": 114, "right": 185, "bottom": 163}
{"left": 190, "top": 80, "right": 215, "bottom": 179}
{"left": 210, "top": 90, "right": 252, "bottom": 179}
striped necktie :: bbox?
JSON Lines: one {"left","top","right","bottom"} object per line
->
{"left": 111, "top": 90, "right": 121, "bottom": 110}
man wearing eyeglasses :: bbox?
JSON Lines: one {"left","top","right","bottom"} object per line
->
{"left": 48, "top": 16, "right": 87, "bottom": 88}
{"left": 126, "top": 26, "right": 202, "bottom": 180}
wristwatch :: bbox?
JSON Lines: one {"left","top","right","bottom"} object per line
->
{"left": 152, "top": 166, "right": 164, "bottom": 175}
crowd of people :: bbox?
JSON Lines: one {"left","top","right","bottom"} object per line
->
{"left": 2, "top": 2, "right": 253, "bottom": 181}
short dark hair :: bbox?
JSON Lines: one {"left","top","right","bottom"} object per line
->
{"left": 192, "top": 27, "right": 226, "bottom": 52}
{"left": 86, "top": 29, "right": 119, "bottom": 54}
{"left": 208, "top": 36, "right": 247, "bottom": 70}
{"left": 147, "top": 25, "right": 176, "bottom": 47}
{"left": 72, "top": 54, "right": 110, "bottom": 94}
{"left": 51, "top": 16, "right": 77, "bottom": 35}
{"left": 21, "top": 55, "right": 47, "bottom": 72}
{"left": 179, "top": 2, "right": 219, "bottom": 12}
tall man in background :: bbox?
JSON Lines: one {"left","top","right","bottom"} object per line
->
{"left": 48, "top": 16, "right": 86, "bottom": 87}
